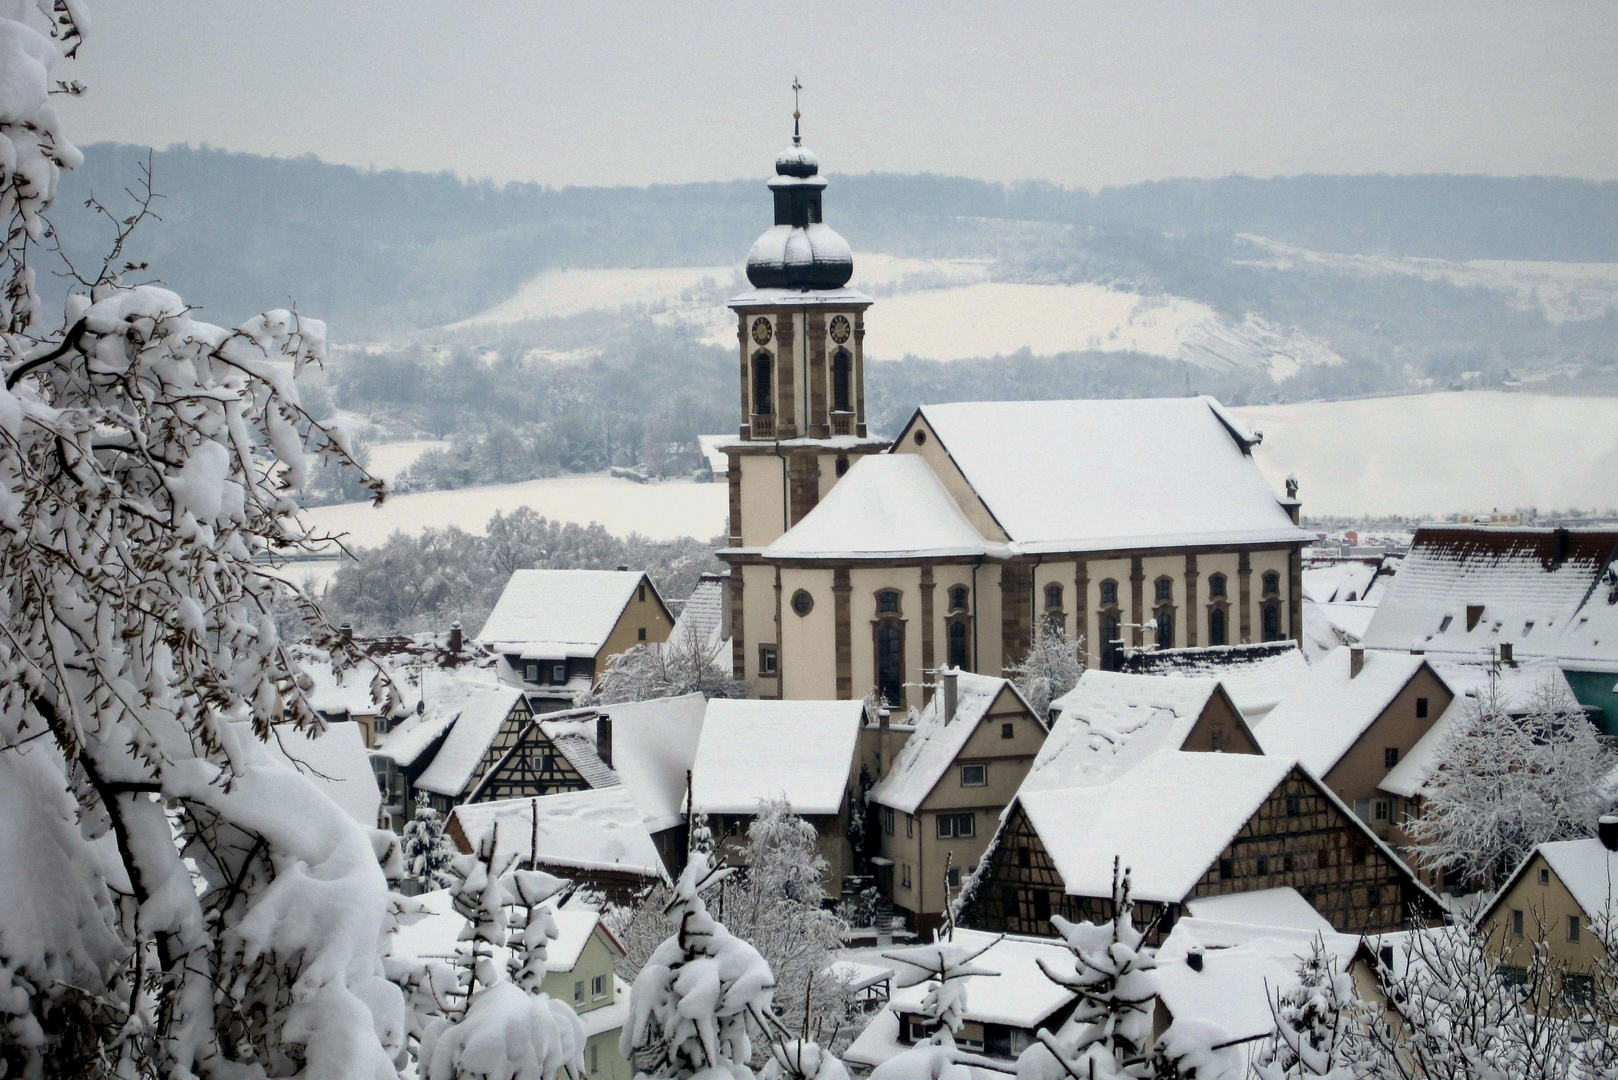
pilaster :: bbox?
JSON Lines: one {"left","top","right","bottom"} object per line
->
{"left": 834, "top": 569, "right": 852, "bottom": 699}
{"left": 920, "top": 566, "right": 936, "bottom": 700}
{"left": 1185, "top": 553, "right": 1200, "bottom": 648}
{"left": 1075, "top": 559, "right": 1090, "bottom": 665}
{"left": 774, "top": 315, "right": 797, "bottom": 439}
{"left": 1130, "top": 557, "right": 1145, "bottom": 648}
{"left": 1238, "top": 552, "right": 1253, "bottom": 644}
{"left": 1288, "top": 545, "right": 1304, "bottom": 645}
{"left": 731, "top": 572, "right": 746, "bottom": 680}
{"left": 807, "top": 310, "right": 827, "bottom": 437}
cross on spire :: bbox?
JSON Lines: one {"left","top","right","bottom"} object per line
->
{"left": 792, "top": 77, "right": 803, "bottom": 143}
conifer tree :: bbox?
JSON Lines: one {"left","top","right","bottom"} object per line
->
{"left": 403, "top": 792, "right": 460, "bottom": 892}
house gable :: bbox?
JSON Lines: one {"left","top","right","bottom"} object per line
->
{"left": 594, "top": 572, "right": 677, "bottom": 669}
{"left": 890, "top": 409, "right": 1012, "bottom": 543}
{"left": 917, "top": 683, "right": 1047, "bottom": 813}
{"left": 467, "top": 718, "right": 596, "bottom": 804}
{"left": 1177, "top": 685, "right": 1261, "bottom": 755}
{"left": 1321, "top": 662, "right": 1453, "bottom": 804}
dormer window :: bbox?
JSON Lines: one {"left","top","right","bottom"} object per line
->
{"left": 1439, "top": 615, "right": 1454, "bottom": 633}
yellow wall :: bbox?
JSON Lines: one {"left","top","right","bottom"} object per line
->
{"left": 738, "top": 454, "right": 788, "bottom": 548}
{"left": 740, "top": 563, "right": 779, "bottom": 692}
{"left": 891, "top": 414, "right": 1010, "bottom": 542}
{"left": 1484, "top": 852, "right": 1612, "bottom": 975}
{"left": 780, "top": 567, "right": 838, "bottom": 700}
{"left": 849, "top": 566, "right": 925, "bottom": 709}
{"left": 595, "top": 577, "right": 675, "bottom": 672}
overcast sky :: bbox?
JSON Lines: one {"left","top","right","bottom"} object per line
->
{"left": 63, "top": 1, "right": 1618, "bottom": 190}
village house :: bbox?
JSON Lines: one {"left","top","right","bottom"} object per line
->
{"left": 1252, "top": 645, "right": 1453, "bottom": 841}
{"left": 713, "top": 133, "right": 1308, "bottom": 708}
{"left": 477, "top": 569, "right": 675, "bottom": 710}
{"left": 448, "top": 787, "right": 668, "bottom": 906}
{"left": 1117, "top": 641, "right": 1310, "bottom": 725}
{"left": 688, "top": 698, "right": 867, "bottom": 889}
{"left": 1359, "top": 525, "right": 1618, "bottom": 731}
{"left": 374, "top": 674, "right": 528, "bottom": 819}
{"left": 865, "top": 670, "right": 1047, "bottom": 934}
{"left": 961, "top": 751, "right": 1442, "bottom": 944}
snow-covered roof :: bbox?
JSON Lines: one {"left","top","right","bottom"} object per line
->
{"left": 1119, "top": 643, "right": 1308, "bottom": 724}
{"left": 546, "top": 908, "right": 626, "bottom": 971}
{"left": 449, "top": 787, "right": 666, "bottom": 881}
{"left": 689, "top": 699, "right": 863, "bottom": 816}
{"left": 1155, "top": 918, "right": 1360, "bottom": 1048}
{"left": 411, "top": 681, "right": 525, "bottom": 797}
{"left": 697, "top": 436, "right": 730, "bottom": 477}
{"left": 1027, "top": 672, "right": 1230, "bottom": 790}
{"left": 376, "top": 669, "right": 505, "bottom": 768}
{"left": 1360, "top": 526, "right": 1618, "bottom": 663}
{"left": 387, "top": 889, "right": 622, "bottom": 974}
{"left": 1253, "top": 647, "right": 1430, "bottom": 780}
{"left": 762, "top": 455, "right": 999, "bottom": 560}
{"left": 869, "top": 673, "right": 1036, "bottom": 814}
{"left": 534, "top": 715, "right": 620, "bottom": 790}
{"left": 670, "top": 576, "right": 726, "bottom": 655}
{"left": 599, "top": 693, "right": 707, "bottom": 832}
{"left": 267, "top": 721, "right": 381, "bottom": 826}
{"left": 290, "top": 634, "right": 496, "bottom": 719}
{"left": 909, "top": 398, "right": 1306, "bottom": 554}
{"left": 477, "top": 569, "right": 656, "bottom": 658}
{"left": 1484, "top": 838, "right": 1618, "bottom": 931}
{"left": 1302, "top": 562, "right": 1379, "bottom": 604}
{"left": 1184, "top": 888, "right": 1334, "bottom": 933}
{"left": 1302, "top": 599, "right": 1379, "bottom": 661}
{"left": 1017, "top": 751, "right": 1295, "bottom": 903}
{"left": 1380, "top": 659, "right": 1575, "bottom": 798}
{"left": 884, "top": 930, "right": 1076, "bottom": 1028}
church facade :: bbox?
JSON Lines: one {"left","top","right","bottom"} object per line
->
{"left": 716, "top": 129, "right": 1307, "bottom": 707}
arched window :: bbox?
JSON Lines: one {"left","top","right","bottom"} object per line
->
{"left": 1100, "top": 579, "right": 1119, "bottom": 606}
{"left": 1208, "top": 574, "right": 1227, "bottom": 599}
{"left": 1100, "top": 612, "right": 1123, "bottom": 671}
{"left": 949, "top": 586, "right": 969, "bottom": 612}
{"left": 1262, "top": 602, "right": 1282, "bottom": 642}
{"left": 752, "top": 352, "right": 773, "bottom": 415}
{"left": 1045, "top": 583, "right": 1064, "bottom": 611}
{"left": 1209, "top": 607, "right": 1228, "bottom": 647}
{"left": 832, "top": 349, "right": 852, "bottom": 413}
{"left": 1262, "top": 571, "right": 1280, "bottom": 597}
{"left": 877, "top": 623, "right": 904, "bottom": 705}
{"left": 1155, "top": 577, "right": 1173, "bottom": 603}
{"left": 948, "top": 620, "right": 969, "bottom": 669}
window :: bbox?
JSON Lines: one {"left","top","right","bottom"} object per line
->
{"left": 1211, "top": 728, "right": 1225, "bottom": 752}
{"left": 1570, "top": 915, "right": 1582, "bottom": 943}
{"left": 593, "top": 974, "right": 607, "bottom": 999}
{"left": 1384, "top": 747, "right": 1400, "bottom": 769}
{"left": 949, "top": 586, "right": 969, "bottom": 611}
{"left": 961, "top": 763, "right": 986, "bottom": 787}
{"left": 1285, "top": 794, "right": 1301, "bottom": 817}
{"left": 835, "top": 455, "right": 849, "bottom": 476}
{"left": 936, "top": 813, "right": 975, "bottom": 838}
{"left": 1524, "top": 620, "right": 1535, "bottom": 635}
{"left": 1209, "top": 607, "right": 1227, "bottom": 647}
{"left": 1032, "top": 889, "right": 1051, "bottom": 924}
{"left": 1539, "top": 867, "right": 1550, "bottom": 885}
{"left": 1262, "top": 602, "right": 1281, "bottom": 642}
{"left": 1257, "top": 856, "right": 1269, "bottom": 875}
{"left": 1262, "top": 571, "right": 1280, "bottom": 596}
{"left": 1100, "top": 579, "right": 1119, "bottom": 606}
{"left": 1374, "top": 799, "right": 1389, "bottom": 821}
{"left": 948, "top": 621, "right": 968, "bottom": 668}
{"left": 553, "top": 662, "right": 567, "bottom": 684}
{"left": 758, "top": 644, "right": 778, "bottom": 676}
{"left": 833, "top": 349, "right": 852, "bottom": 412}
{"left": 752, "top": 352, "right": 773, "bottom": 415}
{"left": 913, "top": 429, "right": 927, "bottom": 445}
{"left": 1219, "top": 858, "right": 1233, "bottom": 880}
{"left": 1208, "top": 573, "right": 1227, "bottom": 599}
{"left": 1045, "top": 583, "right": 1063, "bottom": 610}
{"left": 1318, "top": 850, "right": 1330, "bottom": 869}
{"left": 1368, "top": 885, "right": 1381, "bottom": 906}
{"left": 573, "top": 980, "right": 584, "bottom": 1004}
{"left": 1100, "top": 613, "right": 1123, "bottom": 672}
{"left": 947, "top": 867, "right": 961, "bottom": 888}
{"left": 524, "top": 662, "right": 539, "bottom": 683}
{"left": 1155, "top": 608, "right": 1174, "bottom": 650}
{"left": 637, "top": 627, "right": 647, "bottom": 641}
{"left": 588, "top": 1044, "right": 599, "bottom": 1074}
{"left": 1416, "top": 697, "right": 1428, "bottom": 719}
{"left": 1438, "top": 615, "right": 1453, "bottom": 633}
{"left": 1283, "top": 854, "right": 1294, "bottom": 872}
{"left": 901, "top": 863, "right": 911, "bottom": 889}
{"left": 1017, "top": 847, "right": 1031, "bottom": 868}
{"left": 877, "top": 623, "right": 903, "bottom": 705}
{"left": 638, "top": 583, "right": 646, "bottom": 603}
{"left": 1512, "top": 909, "right": 1524, "bottom": 936}
{"left": 1001, "top": 722, "right": 1015, "bottom": 740}
{"left": 1155, "top": 577, "right": 1173, "bottom": 603}
{"left": 882, "top": 807, "right": 895, "bottom": 836}
{"left": 906, "top": 815, "right": 914, "bottom": 839}
{"left": 878, "top": 590, "right": 901, "bottom": 614}
{"left": 791, "top": 589, "right": 814, "bottom": 616}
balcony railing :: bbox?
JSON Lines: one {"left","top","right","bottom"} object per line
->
{"left": 831, "top": 411, "right": 853, "bottom": 436}
{"left": 751, "top": 413, "right": 775, "bottom": 439}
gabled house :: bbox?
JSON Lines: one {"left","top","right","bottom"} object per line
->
{"left": 1253, "top": 646, "right": 1453, "bottom": 841}
{"left": 447, "top": 787, "right": 667, "bottom": 906}
{"left": 373, "top": 673, "right": 522, "bottom": 821}
{"left": 477, "top": 569, "right": 676, "bottom": 710}
{"left": 961, "top": 750, "right": 1442, "bottom": 944}
{"left": 1478, "top": 826, "right": 1618, "bottom": 984}
{"left": 1118, "top": 641, "right": 1309, "bottom": 725}
{"left": 688, "top": 698, "right": 866, "bottom": 889}
{"left": 1360, "top": 525, "right": 1618, "bottom": 730}
{"left": 866, "top": 671, "right": 1048, "bottom": 934}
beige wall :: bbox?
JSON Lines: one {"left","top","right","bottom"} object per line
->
{"left": 1484, "top": 853, "right": 1612, "bottom": 975}
{"left": 543, "top": 928, "right": 632, "bottom": 1080}
{"left": 780, "top": 567, "right": 838, "bottom": 700}
{"left": 1327, "top": 665, "right": 1452, "bottom": 829}
{"left": 891, "top": 414, "right": 1009, "bottom": 542}
{"left": 596, "top": 577, "right": 675, "bottom": 672}
{"left": 849, "top": 566, "right": 925, "bottom": 708}
{"left": 738, "top": 454, "right": 787, "bottom": 548}
{"left": 740, "top": 563, "right": 779, "bottom": 691}
{"left": 1250, "top": 548, "right": 1293, "bottom": 640}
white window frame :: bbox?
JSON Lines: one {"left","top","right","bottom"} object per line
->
{"left": 960, "top": 763, "right": 987, "bottom": 787}
{"left": 592, "top": 974, "right": 607, "bottom": 999}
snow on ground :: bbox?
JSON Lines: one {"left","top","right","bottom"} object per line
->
{"left": 448, "top": 265, "right": 738, "bottom": 328}
{"left": 1236, "top": 235, "right": 1618, "bottom": 324}
{"left": 365, "top": 439, "right": 450, "bottom": 482}
{"left": 1229, "top": 392, "right": 1618, "bottom": 517}
{"left": 302, "top": 472, "right": 728, "bottom": 550}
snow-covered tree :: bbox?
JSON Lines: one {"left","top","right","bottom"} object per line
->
{"left": 594, "top": 621, "right": 748, "bottom": 704}
{"left": 1407, "top": 679, "right": 1613, "bottom": 890}
{"left": 621, "top": 851, "right": 778, "bottom": 1079}
{"left": 403, "top": 792, "right": 459, "bottom": 892}
{"left": 1007, "top": 620, "right": 1084, "bottom": 720}
{"left": 1251, "top": 936, "right": 1382, "bottom": 1080}
{"left": 0, "top": 5, "right": 411, "bottom": 1076}
{"left": 868, "top": 936, "right": 999, "bottom": 1080}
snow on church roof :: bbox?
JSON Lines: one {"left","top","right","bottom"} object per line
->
{"left": 411, "top": 681, "right": 525, "bottom": 797}
{"left": 912, "top": 398, "right": 1305, "bottom": 554}
{"left": 1017, "top": 751, "right": 1295, "bottom": 903}
{"left": 1253, "top": 647, "right": 1430, "bottom": 780}
{"left": 762, "top": 455, "right": 999, "bottom": 560}
{"left": 690, "top": 699, "right": 863, "bottom": 815}
{"left": 869, "top": 673, "right": 1037, "bottom": 815}
{"left": 476, "top": 569, "right": 652, "bottom": 658}
{"left": 1120, "top": 643, "right": 1309, "bottom": 724}
{"left": 1027, "top": 672, "right": 1226, "bottom": 790}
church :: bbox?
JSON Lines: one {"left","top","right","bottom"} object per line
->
{"left": 714, "top": 118, "right": 1307, "bottom": 708}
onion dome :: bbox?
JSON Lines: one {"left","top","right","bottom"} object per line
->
{"left": 746, "top": 133, "right": 853, "bottom": 290}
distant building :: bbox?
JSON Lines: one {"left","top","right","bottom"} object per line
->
{"left": 477, "top": 569, "right": 675, "bottom": 710}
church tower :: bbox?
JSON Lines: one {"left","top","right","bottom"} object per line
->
{"left": 720, "top": 89, "right": 888, "bottom": 689}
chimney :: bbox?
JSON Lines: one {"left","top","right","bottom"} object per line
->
{"left": 878, "top": 705, "right": 891, "bottom": 775}
{"left": 943, "top": 668, "right": 959, "bottom": 723}
{"left": 1349, "top": 647, "right": 1365, "bottom": 679}
{"left": 448, "top": 620, "right": 463, "bottom": 654}
{"left": 596, "top": 716, "right": 613, "bottom": 769}
{"left": 1555, "top": 526, "right": 1571, "bottom": 566}
{"left": 1186, "top": 950, "right": 1203, "bottom": 973}
{"left": 1499, "top": 642, "right": 1513, "bottom": 665}
{"left": 1466, "top": 605, "right": 1485, "bottom": 632}
{"left": 339, "top": 622, "right": 353, "bottom": 643}
{"left": 1600, "top": 815, "right": 1618, "bottom": 853}
{"left": 616, "top": 564, "right": 629, "bottom": 572}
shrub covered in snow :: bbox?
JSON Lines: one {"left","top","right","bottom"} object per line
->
{"left": 1006, "top": 620, "right": 1084, "bottom": 720}
{"left": 404, "top": 792, "right": 460, "bottom": 892}
{"left": 594, "top": 621, "right": 747, "bottom": 704}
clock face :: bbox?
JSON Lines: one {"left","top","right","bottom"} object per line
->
{"left": 829, "top": 315, "right": 851, "bottom": 344}
{"left": 751, "top": 317, "right": 773, "bottom": 346}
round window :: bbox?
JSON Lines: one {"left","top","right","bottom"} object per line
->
{"left": 791, "top": 589, "right": 814, "bottom": 617}
{"left": 913, "top": 429, "right": 927, "bottom": 445}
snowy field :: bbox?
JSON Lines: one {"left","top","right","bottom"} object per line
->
{"left": 1230, "top": 392, "right": 1618, "bottom": 516}
{"left": 302, "top": 472, "right": 729, "bottom": 550}
{"left": 447, "top": 265, "right": 737, "bottom": 327}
